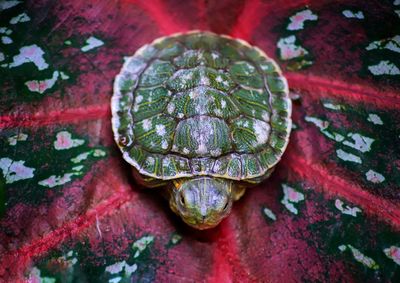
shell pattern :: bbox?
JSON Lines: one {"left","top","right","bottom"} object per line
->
{"left": 112, "top": 31, "right": 292, "bottom": 182}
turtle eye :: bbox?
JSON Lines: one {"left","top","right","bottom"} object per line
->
{"left": 223, "top": 201, "right": 229, "bottom": 211}
{"left": 180, "top": 194, "right": 185, "bottom": 206}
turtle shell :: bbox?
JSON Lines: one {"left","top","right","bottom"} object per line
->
{"left": 111, "top": 31, "right": 291, "bottom": 182}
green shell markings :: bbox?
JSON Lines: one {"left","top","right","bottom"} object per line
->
{"left": 111, "top": 31, "right": 291, "bottom": 229}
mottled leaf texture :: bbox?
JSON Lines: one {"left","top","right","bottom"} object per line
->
{"left": 0, "top": 0, "right": 400, "bottom": 282}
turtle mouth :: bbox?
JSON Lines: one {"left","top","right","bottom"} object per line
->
{"left": 181, "top": 215, "right": 224, "bottom": 230}
{"left": 184, "top": 218, "right": 221, "bottom": 230}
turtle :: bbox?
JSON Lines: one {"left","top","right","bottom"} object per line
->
{"left": 111, "top": 31, "right": 292, "bottom": 230}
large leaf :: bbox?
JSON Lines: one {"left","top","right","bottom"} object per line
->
{"left": 0, "top": 0, "right": 399, "bottom": 282}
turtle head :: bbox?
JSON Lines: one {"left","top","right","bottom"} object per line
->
{"left": 170, "top": 177, "right": 233, "bottom": 230}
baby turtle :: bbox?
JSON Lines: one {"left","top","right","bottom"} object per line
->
{"left": 111, "top": 31, "right": 291, "bottom": 229}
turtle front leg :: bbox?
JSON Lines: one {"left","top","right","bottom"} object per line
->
{"left": 232, "top": 185, "right": 246, "bottom": 201}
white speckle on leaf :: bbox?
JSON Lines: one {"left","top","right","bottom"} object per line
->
{"left": 10, "top": 12, "right": 30, "bottom": 24}
{"left": 105, "top": 261, "right": 125, "bottom": 274}
{"left": 109, "top": 277, "right": 121, "bottom": 283}
{"left": 263, "top": 207, "right": 277, "bottom": 221}
{"left": 182, "top": 148, "right": 190, "bottom": 155}
{"left": 72, "top": 165, "right": 84, "bottom": 172}
{"left": 0, "top": 0, "right": 21, "bottom": 11}
{"left": 81, "top": 36, "right": 104, "bottom": 52}
{"left": 367, "top": 113, "right": 383, "bottom": 125}
{"left": 338, "top": 244, "right": 379, "bottom": 269}
{"left": 277, "top": 35, "right": 309, "bottom": 60}
{"left": 0, "top": 157, "right": 35, "bottom": 184}
{"left": 170, "top": 233, "right": 182, "bottom": 244}
{"left": 25, "top": 71, "right": 59, "bottom": 94}
{"left": 281, "top": 184, "right": 304, "bottom": 215}
{"left": 0, "top": 52, "right": 4, "bottom": 62}
{"left": 335, "top": 199, "right": 361, "bottom": 217}
{"left": 105, "top": 260, "right": 137, "bottom": 278}
{"left": 365, "top": 169, "right": 385, "bottom": 183}
{"left": 368, "top": 60, "right": 400, "bottom": 75}
{"left": 383, "top": 246, "right": 400, "bottom": 265}
{"left": 395, "top": 0, "right": 400, "bottom": 5}
{"left": 0, "top": 27, "right": 12, "bottom": 35}
{"left": 28, "top": 267, "right": 56, "bottom": 283}
{"left": 366, "top": 35, "right": 400, "bottom": 53}
{"left": 9, "top": 44, "right": 49, "bottom": 70}
{"left": 305, "top": 116, "right": 345, "bottom": 142}
{"left": 336, "top": 149, "right": 362, "bottom": 164}
{"left": 395, "top": 10, "right": 400, "bottom": 17}
{"left": 59, "top": 71, "right": 70, "bottom": 80}
{"left": 38, "top": 173, "right": 76, "bottom": 188}
{"left": 132, "top": 235, "right": 154, "bottom": 258}
{"left": 93, "top": 149, "right": 106, "bottom": 157}
{"left": 287, "top": 9, "right": 318, "bottom": 31}
{"left": 1, "top": 36, "right": 12, "bottom": 44}
{"left": 342, "top": 133, "right": 374, "bottom": 153}
{"left": 71, "top": 152, "right": 90, "bottom": 163}
{"left": 54, "top": 131, "right": 84, "bottom": 150}
{"left": 323, "top": 102, "right": 342, "bottom": 110}
{"left": 124, "top": 262, "right": 138, "bottom": 275}
{"left": 215, "top": 76, "right": 223, "bottom": 83}
{"left": 305, "top": 116, "right": 328, "bottom": 129}
{"left": 8, "top": 133, "right": 28, "bottom": 146}
{"left": 342, "top": 10, "right": 364, "bottom": 19}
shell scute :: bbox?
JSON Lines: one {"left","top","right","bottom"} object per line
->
{"left": 132, "top": 87, "right": 171, "bottom": 121}
{"left": 241, "top": 154, "right": 261, "bottom": 178}
{"left": 139, "top": 59, "right": 175, "bottom": 87}
{"left": 226, "top": 154, "right": 242, "bottom": 179}
{"left": 133, "top": 114, "right": 176, "bottom": 154}
{"left": 231, "top": 88, "right": 270, "bottom": 121}
{"left": 142, "top": 154, "right": 163, "bottom": 177}
{"left": 172, "top": 116, "right": 231, "bottom": 157}
{"left": 190, "top": 158, "right": 215, "bottom": 175}
{"left": 230, "top": 117, "right": 270, "bottom": 153}
{"left": 229, "top": 61, "right": 264, "bottom": 89}
{"left": 157, "top": 41, "right": 184, "bottom": 60}
{"left": 266, "top": 75, "right": 288, "bottom": 93}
